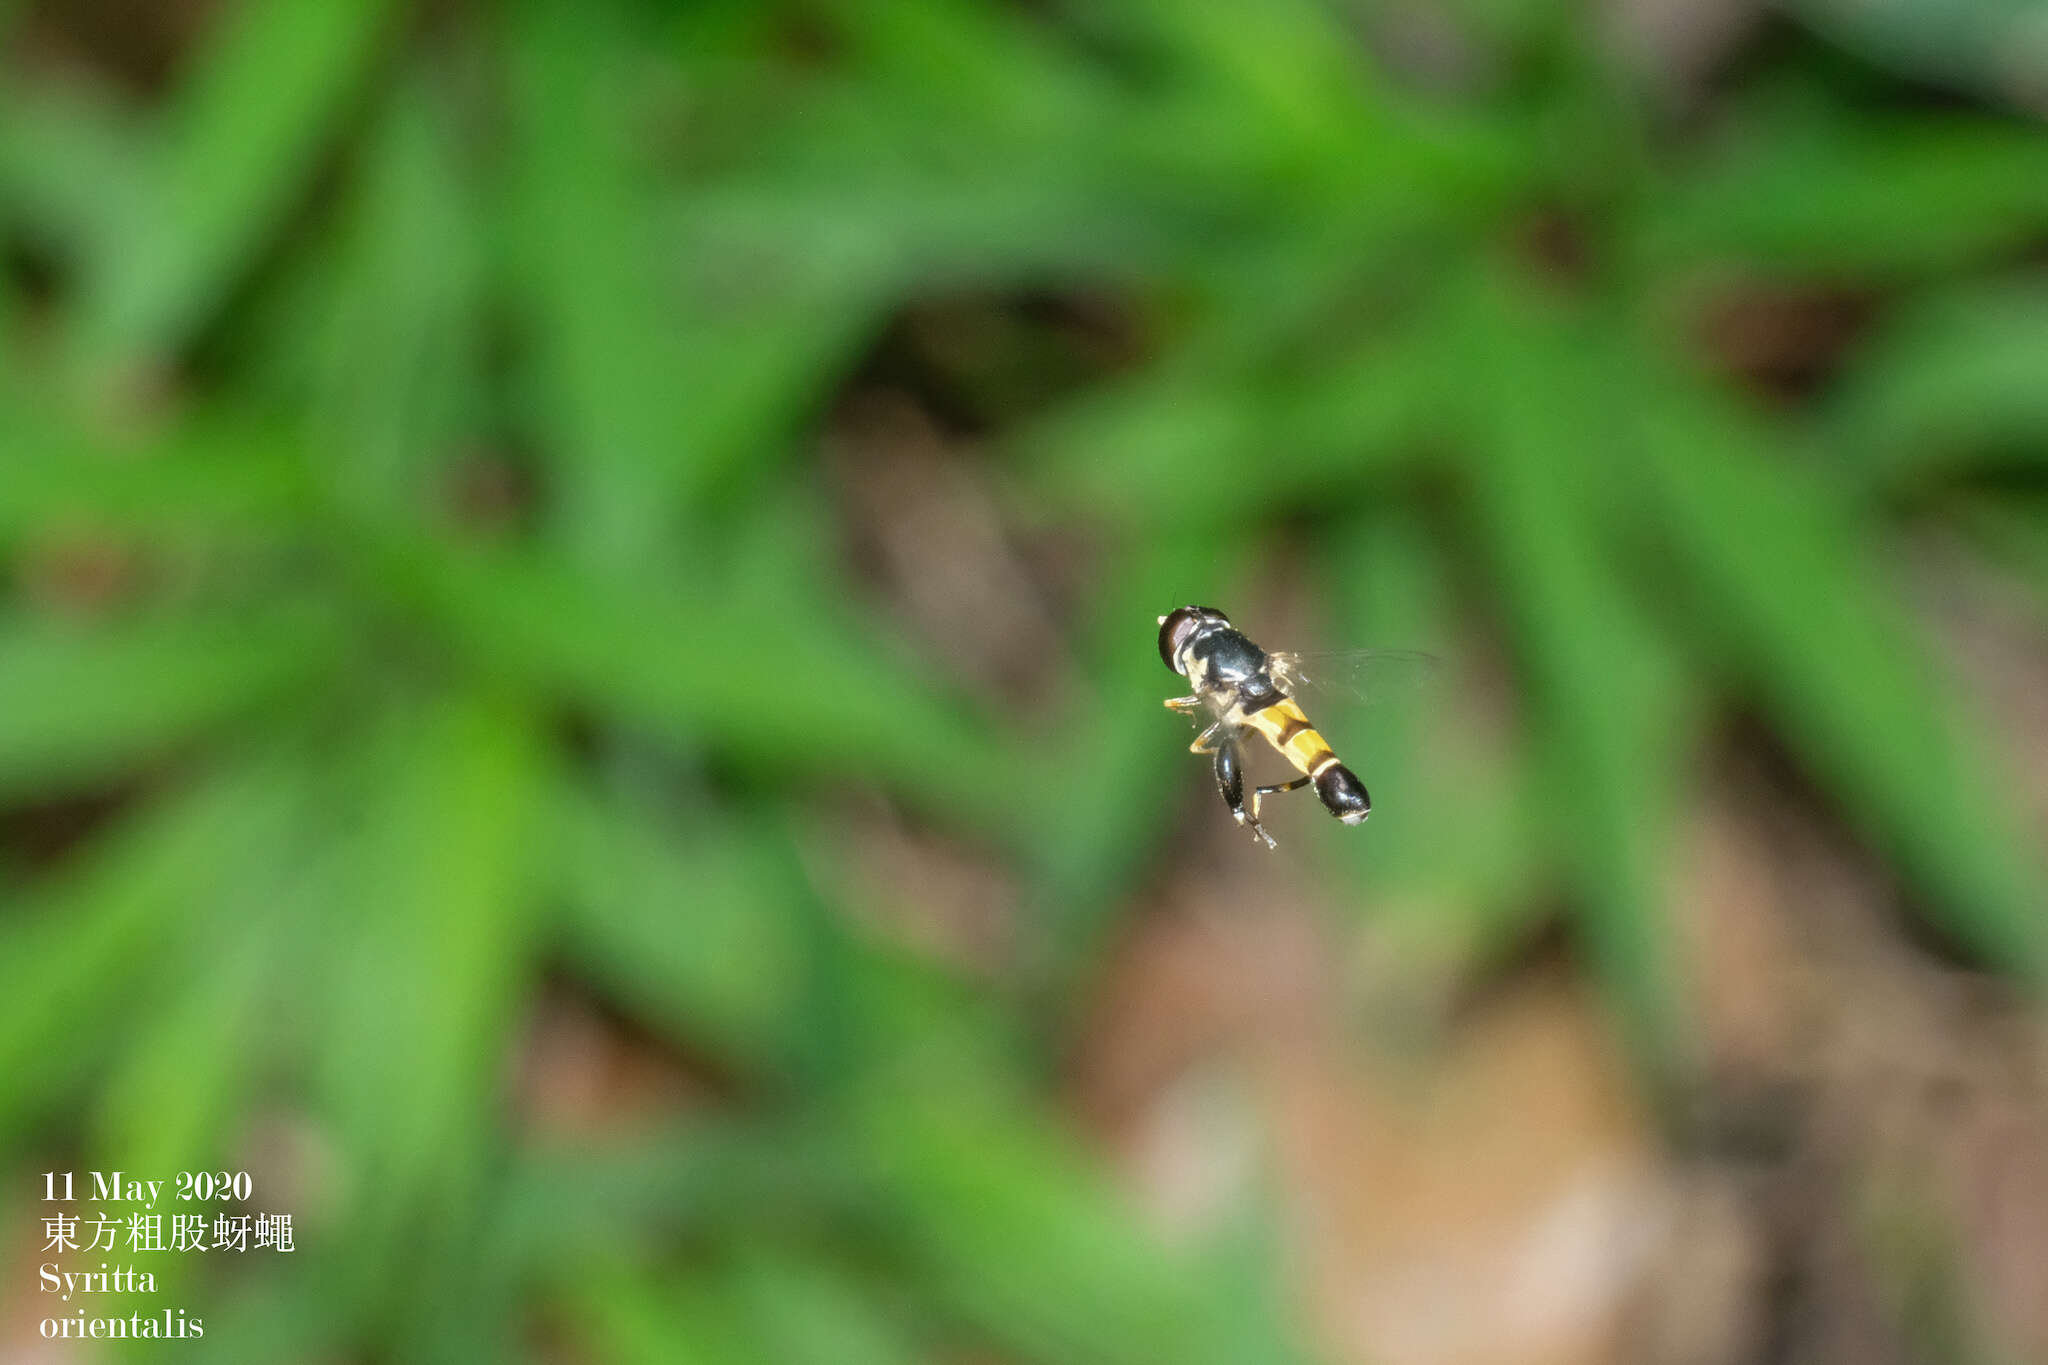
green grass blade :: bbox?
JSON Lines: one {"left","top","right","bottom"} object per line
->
{"left": 0, "top": 399, "right": 317, "bottom": 542}
{"left": 848, "top": 1070, "right": 1307, "bottom": 1365}
{"left": 1326, "top": 512, "right": 1548, "bottom": 973}
{"left": 505, "top": 0, "right": 697, "bottom": 569}
{"left": 70, "top": 0, "right": 402, "bottom": 381}
{"left": 299, "top": 76, "right": 482, "bottom": 513}
{"left": 729, "top": 1249, "right": 924, "bottom": 1365}
{"left": 311, "top": 693, "right": 545, "bottom": 1331}
{"left": 1827, "top": 278, "right": 2048, "bottom": 487}
{"left": 378, "top": 525, "right": 1015, "bottom": 836}
{"left": 574, "top": 1270, "right": 763, "bottom": 1365}
{"left": 508, "top": 0, "right": 882, "bottom": 564}
{"left": 1453, "top": 273, "right": 1695, "bottom": 1080}
{"left": 0, "top": 72, "right": 147, "bottom": 273}
{"left": 1643, "top": 95, "right": 2048, "bottom": 279}
{"left": 1021, "top": 325, "right": 1445, "bottom": 530}
{"left": 0, "top": 761, "right": 300, "bottom": 1144}
{"left": 0, "top": 604, "right": 339, "bottom": 800}
{"left": 551, "top": 780, "right": 807, "bottom": 1071}
{"left": 1638, "top": 367, "right": 2048, "bottom": 982}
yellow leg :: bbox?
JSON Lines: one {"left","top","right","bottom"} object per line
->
{"left": 1248, "top": 775, "right": 1311, "bottom": 826}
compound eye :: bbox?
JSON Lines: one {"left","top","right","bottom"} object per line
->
{"left": 1157, "top": 607, "right": 1200, "bottom": 672}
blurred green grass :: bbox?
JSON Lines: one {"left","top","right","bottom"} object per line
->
{"left": 3, "top": 0, "right": 2048, "bottom": 1360}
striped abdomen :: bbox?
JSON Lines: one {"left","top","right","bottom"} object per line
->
{"left": 1242, "top": 698, "right": 1372, "bottom": 825}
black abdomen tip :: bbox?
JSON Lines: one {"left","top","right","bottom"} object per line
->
{"left": 1314, "top": 765, "right": 1371, "bottom": 825}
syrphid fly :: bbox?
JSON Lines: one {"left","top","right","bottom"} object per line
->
{"left": 1158, "top": 605, "right": 1427, "bottom": 848}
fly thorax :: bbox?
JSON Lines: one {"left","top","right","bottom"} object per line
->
{"left": 1187, "top": 629, "right": 1265, "bottom": 690}
{"left": 1229, "top": 675, "right": 1281, "bottom": 716}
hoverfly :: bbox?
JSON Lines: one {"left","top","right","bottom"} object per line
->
{"left": 1158, "top": 605, "right": 1423, "bottom": 849}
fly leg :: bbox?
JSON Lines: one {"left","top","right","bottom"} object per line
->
{"left": 1248, "top": 775, "right": 1311, "bottom": 827}
{"left": 1168, "top": 697, "right": 1222, "bottom": 756}
{"left": 1213, "top": 741, "right": 1276, "bottom": 850}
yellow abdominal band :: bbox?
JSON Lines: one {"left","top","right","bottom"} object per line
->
{"left": 1245, "top": 699, "right": 1337, "bottom": 776}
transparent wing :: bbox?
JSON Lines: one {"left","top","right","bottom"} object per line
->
{"left": 1265, "top": 648, "right": 1440, "bottom": 705}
